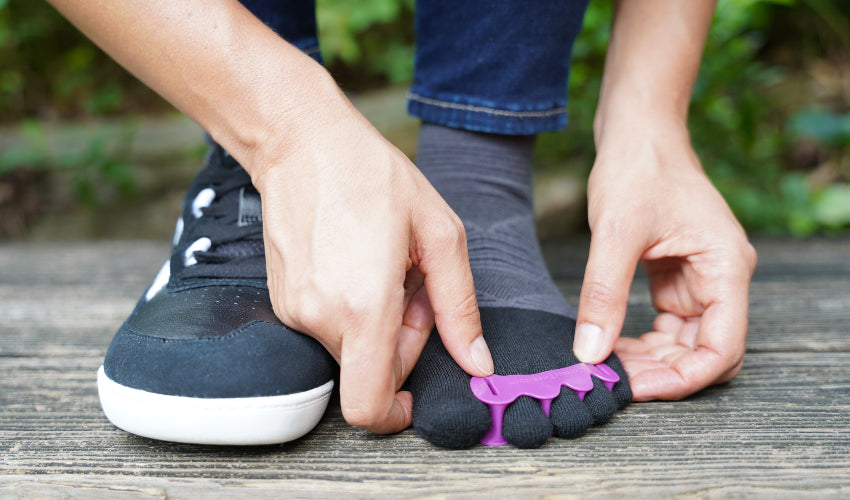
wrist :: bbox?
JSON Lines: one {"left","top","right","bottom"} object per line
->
{"left": 590, "top": 112, "right": 704, "bottom": 181}
{"left": 233, "top": 65, "right": 353, "bottom": 183}
{"left": 206, "top": 58, "right": 347, "bottom": 179}
{"left": 593, "top": 96, "right": 689, "bottom": 150}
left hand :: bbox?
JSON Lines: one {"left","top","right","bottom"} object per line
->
{"left": 573, "top": 127, "right": 757, "bottom": 401}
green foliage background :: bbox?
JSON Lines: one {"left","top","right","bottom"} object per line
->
{"left": 1, "top": 0, "right": 848, "bottom": 235}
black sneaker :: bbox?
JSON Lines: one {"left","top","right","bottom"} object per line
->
{"left": 97, "top": 143, "right": 337, "bottom": 445}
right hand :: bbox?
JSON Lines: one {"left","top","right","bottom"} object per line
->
{"left": 250, "top": 83, "right": 494, "bottom": 434}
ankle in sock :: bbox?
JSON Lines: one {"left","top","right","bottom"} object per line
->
{"left": 406, "top": 124, "right": 631, "bottom": 448}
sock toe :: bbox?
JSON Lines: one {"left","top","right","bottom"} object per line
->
{"left": 412, "top": 394, "right": 491, "bottom": 449}
{"left": 408, "top": 332, "right": 493, "bottom": 449}
{"left": 604, "top": 354, "right": 633, "bottom": 409}
{"left": 582, "top": 377, "right": 619, "bottom": 424}
{"left": 502, "top": 396, "right": 553, "bottom": 448}
{"left": 550, "top": 387, "right": 594, "bottom": 439}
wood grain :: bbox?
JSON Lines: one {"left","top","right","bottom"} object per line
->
{"left": 1, "top": 238, "right": 849, "bottom": 498}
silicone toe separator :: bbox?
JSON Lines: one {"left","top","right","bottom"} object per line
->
{"left": 470, "top": 362, "right": 619, "bottom": 447}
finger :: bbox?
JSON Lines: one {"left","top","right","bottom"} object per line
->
{"left": 617, "top": 357, "right": 664, "bottom": 383}
{"left": 630, "top": 301, "right": 748, "bottom": 400}
{"left": 644, "top": 257, "right": 707, "bottom": 318}
{"left": 632, "top": 317, "right": 700, "bottom": 351}
{"left": 653, "top": 312, "right": 686, "bottom": 336}
{"left": 395, "top": 285, "right": 435, "bottom": 390}
{"left": 613, "top": 336, "right": 654, "bottom": 355}
{"left": 339, "top": 336, "right": 411, "bottom": 433}
{"left": 401, "top": 266, "right": 425, "bottom": 312}
{"left": 412, "top": 204, "right": 493, "bottom": 376}
{"left": 664, "top": 254, "right": 752, "bottom": 393}
{"left": 338, "top": 281, "right": 410, "bottom": 434}
{"left": 574, "top": 226, "right": 644, "bottom": 364}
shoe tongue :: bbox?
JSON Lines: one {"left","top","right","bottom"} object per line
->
{"left": 209, "top": 186, "right": 265, "bottom": 258}
{"left": 236, "top": 186, "right": 262, "bottom": 227}
{"left": 216, "top": 238, "right": 264, "bottom": 258}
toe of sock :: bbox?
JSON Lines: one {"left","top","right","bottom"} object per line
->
{"left": 412, "top": 395, "right": 491, "bottom": 449}
{"left": 550, "top": 387, "right": 594, "bottom": 439}
{"left": 583, "top": 378, "right": 619, "bottom": 424}
{"left": 502, "top": 396, "right": 554, "bottom": 449}
{"left": 604, "top": 354, "right": 633, "bottom": 409}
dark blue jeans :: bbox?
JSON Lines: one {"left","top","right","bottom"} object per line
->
{"left": 240, "top": 0, "right": 590, "bottom": 135}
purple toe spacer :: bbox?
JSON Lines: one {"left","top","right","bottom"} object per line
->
{"left": 470, "top": 363, "right": 619, "bottom": 447}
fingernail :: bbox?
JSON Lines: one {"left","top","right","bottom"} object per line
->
{"left": 470, "top": 335, "right": 494, "bottom": 375}
{"left": 574, "top": 322, "right": 604, "bottom": 362}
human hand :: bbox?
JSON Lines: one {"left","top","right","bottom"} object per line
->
{"left": 43, "top": 0, "right": 494, "bottom": 433}
{"left": 573, "top": 127, "right": 757, "bottom": 401}
{"left": 249, "top": 83, "right": 494, "bottom": 433}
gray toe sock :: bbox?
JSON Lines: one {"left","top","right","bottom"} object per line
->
{"left": 408, "top": 123, "right": 630, "bottom": 449}
{"left": 414, "top": 123, "right": 573, "bottom": 317}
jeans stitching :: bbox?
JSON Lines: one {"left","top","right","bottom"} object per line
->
{"left": 407, "top": 92, "right": 565, "bottom": 118}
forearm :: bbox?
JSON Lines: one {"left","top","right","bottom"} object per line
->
{"left": 594, "top": 0, "right": 716, "bottom": 148}
{"left": 46, "top": 0, "right": 342, "bottom": 175}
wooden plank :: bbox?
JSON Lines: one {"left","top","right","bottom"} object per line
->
{"left": 0, "top": 242, "right": 165, "bottom": 356}
{"left": 1, "top": 238, "right": 849, "bottom": 496}
{"left": 2, "top": 239, "right": 849, "bottom": 355}
{"left": 1, "top": 352, "right": 848, "bottom": 495}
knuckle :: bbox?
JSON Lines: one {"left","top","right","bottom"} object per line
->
{"left": 452, "top": 289, "right": 480, "bottom": 323}
{"left": 336, "top": 304, "right": 368, "bottom": 334}
{"left": 592, "top": 216, "right": 635, "bottom": 244}
{"left": 285, "top": 275, "right": 375, "bottom": 335}
{"left": 288, "top": 290, "right": 325, "bottom": 333}
{"left": 415, "top": 212, "right": 468, "bottom": 268}
{"left": 579, "top": 281, "right": 621, "bottom": 312}
{"left": 433, "top": 214, "right": 466, "bottom": 252}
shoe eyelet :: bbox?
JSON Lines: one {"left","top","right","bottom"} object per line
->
{"left": 192, "top": 188, "right": 216, "bottom": 218}
{"left": 184, "top": 237, "right": 212, "bottom": 266}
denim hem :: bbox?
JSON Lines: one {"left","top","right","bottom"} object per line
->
{"left": 407, "top": 91, "right": 567, "bottom": 135}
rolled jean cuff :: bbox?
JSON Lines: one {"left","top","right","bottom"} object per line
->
{"left": 407, "top": 91, "right": 567, "bottom": 135}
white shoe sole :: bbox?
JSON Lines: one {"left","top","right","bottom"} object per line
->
{"left": 97, "top": 366, "right": 333, "bottom": 445}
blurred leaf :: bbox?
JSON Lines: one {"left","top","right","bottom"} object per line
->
{"left": 0, "top": 146, "right": 45, "bottom": 174}
{"left": 789, "top": 110, "right": 850, "bottom": 146}
{"left": 85, "top": 83, "right": 123, "bottom": 114}
{"left": 317, "top": 0, "right": 414, "bottom": 84}
{"left": 812, "top": 184, "right": 850, "bottom": 229}
{"left": 20, "top": 119, "right": 49, "bottom": 155}
{"left": 2, "top": 0, "right": 848, "bottom": 235}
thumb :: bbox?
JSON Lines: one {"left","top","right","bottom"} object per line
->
{"left": 574, "top": 230, "right": 642, "bottom": 364}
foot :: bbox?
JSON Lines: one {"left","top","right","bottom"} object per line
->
{"left": 406, "top": 124, "right": 631, "bottom": 448}
{"left": 97, "top": 142, "right": 336, "bottom": 445}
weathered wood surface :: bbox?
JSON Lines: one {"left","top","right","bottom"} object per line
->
{"left": 1, "top": 238, "right": 849, "bottom": 498}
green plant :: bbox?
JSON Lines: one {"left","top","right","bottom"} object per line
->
{"left": 535, "top": 1, "right": 612, "bottom": 175}
{"left": 0, "top": 1, "right": 164, "bottom": 122}
{"left": 0, "top": 119, "right": 138, "bottom": 207}
{"left": 2, "top": 0, "right": 847, "bottom": 236}
{"left": 535, "top": 0, "right": 850, "bottom": 235}
{"left": 692, "top": 0, "right": 849, "bottom": 235}
{"left": 317, "top": 0, "right": 415, "bottom": 86}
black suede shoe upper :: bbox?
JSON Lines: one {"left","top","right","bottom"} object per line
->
{"left": 103, "top": 143, "right": 336, "bottom": 399}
